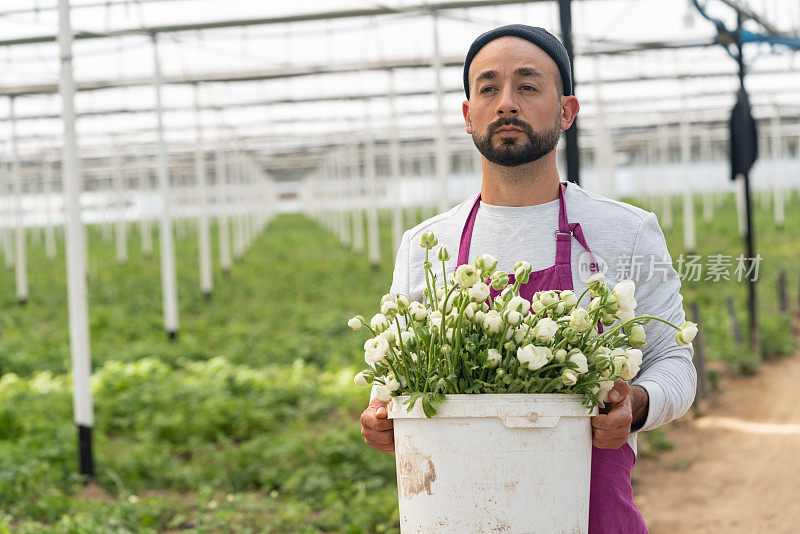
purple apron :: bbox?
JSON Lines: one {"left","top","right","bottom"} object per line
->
{"left": 456, "top": 182, "right": 648, "bottom": 533}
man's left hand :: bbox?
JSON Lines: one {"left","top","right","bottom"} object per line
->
{"left": 591, "top": 380, "right": 635, "bottom": 449}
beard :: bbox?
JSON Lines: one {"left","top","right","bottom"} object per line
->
{"left": 471, "top": 115, "right": 561, "bottom": 167}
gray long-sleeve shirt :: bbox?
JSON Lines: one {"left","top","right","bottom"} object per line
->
{"left": 376, "top": 181, "right": 697, "bottom": 455}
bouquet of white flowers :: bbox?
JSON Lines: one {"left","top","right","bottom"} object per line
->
{"left": 349, "top": 231, "right": 698, "bottom": 417}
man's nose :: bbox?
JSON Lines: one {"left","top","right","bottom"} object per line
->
{"left": 495, "top": 84, "right": 518, "bottom": 115}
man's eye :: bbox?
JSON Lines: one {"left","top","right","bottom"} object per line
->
{"left": 479, "top": 86, "right": 495, "bottom": 93}
{"left": 521, "top": 85, "right": 536, "bottom": 91}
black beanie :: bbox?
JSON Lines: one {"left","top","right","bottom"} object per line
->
{"left": 463, "top": 24, "right": 572, "bottom": 99}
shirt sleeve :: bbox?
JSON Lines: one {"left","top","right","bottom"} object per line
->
{"left": 626, "top": 212, "right": 697, "bottom": 433}
{"left": 371, "top": 230, "right": 412, "bottom": 400}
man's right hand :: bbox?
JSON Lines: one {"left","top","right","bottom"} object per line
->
{"left": 361, "top": 397, "right": 395, "bottom": 453}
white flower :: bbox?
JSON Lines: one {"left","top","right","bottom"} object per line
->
{"left": 560, "top": 290, "right": 578, "bottom": 308}
{"left": 513, "top": 326, "right": 528, "bottom": 344}
{"left": 347, "top": 316, "right": 363, "bottom": 330}
{"left": 428, "top": 310, "right": 444, "bottom": 332}
{"left": 594, "top": 379, "right": 616, "bottom": 405}
{"left": 506, "top": 296, "right": 530, "bottom": 315}
{"left": 379, "top": 328, "right": 396, "bottom": 346}
{"left": 370, "top": 313, "right": 390, "bottom": 333}
{"left": 384, "top": 375, "right": 401, "bottom": 392}
{"left": 504, "top": 310, "right": 522, "bottom": 326}
{"left": 483, "top": 310, "right": 504, "bottom": 334}
{"left": 455, "top": 264, "right": 480, "bottom": 289}
{"left": 468, "top": 282, "right": 490, "bottom": 302}
{"left": 475, "top": 253, "right": 498, "bottom": 274}
{"left": 400, "top": 330, "right": 415, "bottom": 346}
{"left": 438, "top": 294, "right": 454, "bottom": 314}
{"left": 517, "top": 344, "right": 551, "bottom": 370}
{"left": 514, "top": 261, "right": 532, "bottom": 280}
{"left": 618, "top": 348, "right": 643, "bottom": 380}
{"left": 616, "top": 307, "right": 635, "bottom": 325}
{"left": 562, "top": 369, "right": 578, "bottom": 386}
{"left": 675, "top": 321, "right": 698, "bottom": 345}
{"left": 380, "top": 293, "right": 396, "bottom": 305}
{"left": 396, "top": 294, "right": 411, "bottom": 311}
{"left": 587, "top": 272, "right": 606, "bottom": 293}
{"left": 464, "top": 302, "right": 478, "bottom": 320}
{"left": 532, "top": 317, "right": 559, "bottom": 342}
{"left": 486, "top": 348, "right": 502, "bottom": 367}
{"left": 629, "top": 324, "right": 646, "bottom": 346}
{"left": 364, "top": 336, "right": 390, "bottom": 365}
{"left": 568, "top": 352, "right": 589, "bottom": 374}
{"left": 531, "top": 299, "right": 545, "bottom": 314}
{"left": 568, "top": 308, "right": 592, "bottom": 332}
{"left": 381, "top": 300, "right": 399, "bottom": 317}
{"left": 354, "top": 371, "right": 370, "bottom": 387}
{"left": 613, "top": 279, "right": 637, "bottom": 312}
{"left": 539, "top": 291, "right": 559, "bottom": 306}
{"left": 409, "top": 351, "right": 419, "bottom": 362}
{"left": 554, "top": 348, "right": 567, "bottom": 364}
{"left": 375, "top": 385, "right": 392, "bottom": 402}
{"left": 408, "top": 301, "right": 428, "bottom": 322}
{"left": 473, "top": 310, "right": 486, "bottom": 326}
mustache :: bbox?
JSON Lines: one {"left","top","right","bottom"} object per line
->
{"left": 488, "top": 117, "right": 533, "bottom": 134}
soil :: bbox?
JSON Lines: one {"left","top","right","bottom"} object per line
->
{"left": 633, "top": 351, "right": 800, "bottom": 533}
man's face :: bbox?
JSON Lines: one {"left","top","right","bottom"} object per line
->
{"left": 463, "top": 37, "right": 568, "bottom": 167}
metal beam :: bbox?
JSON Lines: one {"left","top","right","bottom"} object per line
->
{"left": 0, "top": 0, "right": 550, "bottom": 47}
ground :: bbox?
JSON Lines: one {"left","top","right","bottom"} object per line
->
{"left": 634, "top": 346, "right": 800, "bottom": 533}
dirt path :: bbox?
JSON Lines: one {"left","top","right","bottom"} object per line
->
{"left": 633, "top": 350, "right": 800, "bottom": 533}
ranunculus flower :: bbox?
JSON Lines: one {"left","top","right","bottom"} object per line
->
{"left": 370, "top": 313, "right": 390, "bottom": 333}
{"left": 554, "top": 348, "right": 567, "bottom": 363}
{"left": 514, "top": 261, "right": 532, "bottom": 283}
{"left": 539, "top": 291, "right": 559, "bottom": 306}
{"left": 396, "top": 294, "right": 411, "bottom": 311}
{"left": 473, "top": 310, "right": 486, "bottom": 326}
{"left": 380, "top": 293, "right": 396, "bottom": 305}
{"left": 364, "top": 336, "right": 390, "bottom": 365}
{"left": 560, "top": 290, "right": 578, "bottom": 308}
{"left": 475, "top": 253, "right": 498, "bottom": 274}
{"left": 513, "top": 326, "right": 528, "bottom": 344}
{"left": 384, "top": 375, "right": 401, "bottom": 392}
{"left": 562, "top": 369, "right": 578, "bottom": 386}
{"left": 455, "top": 264, "right": 480, "bottom": 289}
{"left": 380, "top": 300, "right": 399, "bottom": 318}
{"left": 504, "top": 310, "right": 522, "bottom": 326}
{"left": 379, "top": 328, "right": 396, "bottom": 346}
{"left": 568, "top": 351, "right": 589, "bottom": 374}
{"left": 675, "top": 321, "right": 698, "bottom": 345}
{"left": 532, "top": 317, "right": 558, "bottom": 342}
{"left": 616, "top": 307, "right": 635, "bottom": 325}
{"left": 348, "top": 315, "right": 364, "bottom": 330}
{"left": 612, "top": 279, "right": 637, "bottom": 312}
{"left": 486, "top": 348, "right": 501, "bottom": 367}
{"left": 400, "top": 330, "right": 415, "bottom": 347}
{"left": 483, "top": 310, "right": 503, "bottom": 334}
{"left": 408, "top": 301, "right": 428, "bottom": 322}
{"left": 490, "top": 271, "right": 509, "bottom": 290}
{"left": 587, "top": 272, "right": 606, "bottom": 295}
{"left": 517, "top": 344, "right": 550, "bottom": 371}
{"left": 568, "top": 308, "right": 592, "bottom": 332}
{"left": 419, "top": 231, "right": 438, "bottom": 249}
{"left": 438, "top": 294, "right": 454, "bottom": 314}
{"left": 531, "top": 299, "right": 545, "bottom": 314}
{"left": 629, "top": 324, "right": 646, "bottom": 346}
{"left": 468, "top": 282, "right": 490, "bottom": 302}
{"left": 593, "top": 378, "right": 616, "bottom": 404}
{"left": 354, "top": 371, "right": 370, "bottom": 387}
{"left": 506, "top": 296, "right": 530, "bottom": 315}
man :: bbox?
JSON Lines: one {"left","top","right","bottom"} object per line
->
{"left": 360, "top": 24, "right": 696, "bottom": 532}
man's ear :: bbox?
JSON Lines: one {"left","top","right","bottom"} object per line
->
{"left": 462, "top": 100, "right": 472, "bottom": 134}
{"left": 560, "top": 95, "right": 579, "bottom": 130}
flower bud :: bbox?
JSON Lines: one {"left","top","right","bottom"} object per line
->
{"left": 561, "top": 369, "right": 578, "bottom": 386}
{"left": 380, "top": 293, "right": 396, "bottom": 305}
{"left": 490, "top": 271, "right": 509, "bottom": 290}
{"left": 408, "top": 301, "right": 428, "bottom": 322}
{"left": 381, "top": 300, "right": 399, "bottom": 318}
{"left": 568, "top": 308, "right": 592, "bottom": 332}
{"left": 554, "top": 349, "right": 567, "bottom": 364}
{"left": 560, "top": 290, "right": 578, "bottom": 308}
{"left": 468, "top": 282, "right": 490, "bottom": 303}
{"left": 437, "top": 246, "right": 450, "bottom": 262}
{"left": 505, "top": 310, "right": 522, "bottom": 326}
{"left": 370, "top": 313, "right": 390, "bottom": 333}
{"left": 396, "top": 294, "right": 411, "bottom": 311}
{"left": 420, "top": 231, "right": 438, "bottom": 250}
{"left": 348, "top": 315, "right": 364, "bottom": 330}
{"left": 354, "top": 371, "right": 370, "bottom": 387}
{"left": 486, "top": 348, "right": 502, "bottom": 367}
{"left": 675, "top": 321, "right": 698, "bottom": 345}
{"left": 455, "top": 264, "right": 480, "bottom": 289}
{"left": 475, "top": 253, "right": 498, "bottom": 274}
{"left": 629, "top": 324, "right": 646, "bottom": 346}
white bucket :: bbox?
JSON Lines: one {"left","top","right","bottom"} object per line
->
{"left": 388, "top": 394, "right": 598, "bottom": 533}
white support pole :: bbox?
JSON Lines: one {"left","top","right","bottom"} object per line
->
{"left": 44, "top": 160, "right": 57, "bottom": 260}
{"left": 364, "top": 102, "right": 381, "bottom": 267}
{"left": 194, "top": 85, "right": 213, "bottom": 296}
{"left": 735, "top": 174, "right": 747, "bottom": 237}
{"left": 701, "top": 132, "right": 714, "bottom": 222}
{"left": 657, "top": 124, "right": 673, "bottom": 231}
{"left": 137, "top": 151, "right": 153, "bottom": 258}
{"left": 215, "top": 142, "right": 232, "bottom": 274}
{"left": 431, "top": 10, "right": 449, "bottom": 214}
{"left": 9, "top": 96, "right": 28, "bottom": 303}
{"left": 232, "top": 150, "right": 244, "bottom": 261}
{"left": 58, "top": 0, "right": 94, "bottom": 478}
{"left": 771, "top": 107, "right": 784, "bottom": 228}
{"left": 151, "top": 32, "right": 180, "bottom": 338}
{"left": 388, "top": 70, "right": 404, "bottom": 257}
{"left": 351, "top": 144, "right": 365, "bottom": 254}
{"left": 112, "top": 149, "right": 128, "bottom": 265}
{"left": 680, "top": 95, "right": 696, "bottom": 252}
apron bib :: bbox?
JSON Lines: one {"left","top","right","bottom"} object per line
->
{"left": 456, "top": 182, "right": 648, "bottom": 534}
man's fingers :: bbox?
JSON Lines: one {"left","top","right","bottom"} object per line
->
{"left": 591, "top": 412, "right": 632, "bottom": 431}
{"left": 361, "top": 409, "right": 394, "bottom": 431}
{"left": 365, "top": 438, "right": 395, "bottom": 453}
{"left": 607, "top": 380, "right": 630, "bottom": 404}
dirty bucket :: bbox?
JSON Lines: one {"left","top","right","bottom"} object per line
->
{"left": 388, "top": 394, "right": 598, "bottom": 533}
